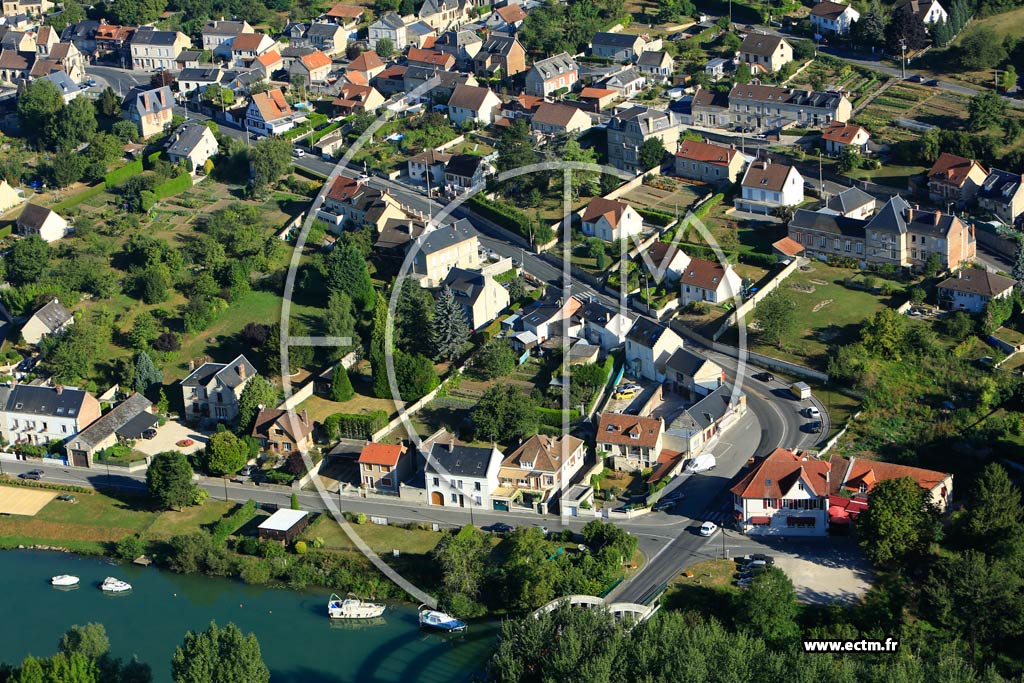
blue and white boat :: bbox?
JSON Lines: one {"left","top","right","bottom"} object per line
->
{"left": 418, "top": 605, "right": 466, "bottom": 632}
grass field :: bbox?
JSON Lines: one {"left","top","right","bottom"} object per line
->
{"left": 303, "top": 514, "right": 447, "bottom": 555}
{"left": 728, "top": 263, "right": 902, "bottom": 369}
{"left": 0, "top": 486, "right": 58, "bottom": 515}
{"left": 662, "top": 559, "right": 740, "bottom": 613}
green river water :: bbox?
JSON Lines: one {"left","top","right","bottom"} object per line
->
{"left": 0, "top": 550, "right": 496, "bottom": 682}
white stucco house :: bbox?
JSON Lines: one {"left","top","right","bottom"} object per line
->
{"left": 580, "top": 197, "right": 643, "bottom": 242}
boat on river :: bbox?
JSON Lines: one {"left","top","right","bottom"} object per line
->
{"left": 51, "top": 575, "right": 79, "bottom": 587}
{"left": 328, "top": 594, "right": 386, "bottom": 619}
{"left": 100, "top": 577, "right": 131, "bottom": 593}
{"left": 418, "top": 605, "right": 466, "bottom": 632}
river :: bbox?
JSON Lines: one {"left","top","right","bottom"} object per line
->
{"left": 0, "top": 550, "right": 497, "bottom": 683}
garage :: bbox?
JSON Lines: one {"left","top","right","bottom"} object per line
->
{"left": 430, "top": 491, "right": 444, "bottom": 506}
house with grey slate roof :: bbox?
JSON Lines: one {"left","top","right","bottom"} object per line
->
{"left": 425, "top": 436, "right": 502, "bottom": 508}
{"left": 64, "top": 392, "right": 155, "bottom": 467}
{"left": 180, "top": 354, "right": 258, "bottom": 423}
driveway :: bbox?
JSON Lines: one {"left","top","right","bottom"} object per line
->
{"left": 728, "top": 535, "right": 872, "bottom": 605}
{"left": 134, "top": 419, "right": 209, "bottom": 457}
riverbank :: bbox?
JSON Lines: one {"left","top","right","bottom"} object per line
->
{"left": 0, "top": 549, "right": 497, "bottom": 682}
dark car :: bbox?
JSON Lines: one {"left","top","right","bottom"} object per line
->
{"left": 483, "top": 522, "right": 515, "bottom": 534}
{"left": 142, "top": 428, "right": 157, "bottom": 440}
{"left": 925, "top": 79, "right": 939, "bottom": 86}
{"left": 754, "top": 371, "right": 775, "bottom": 382}
{"left": 807, "top": 420, "right": 823, "bottom": 434}
{"left": 652, "top": 499, "right": 678, "bottom": 512}
{"left": 19, "top": 470, "right": 43, "bottom": 480}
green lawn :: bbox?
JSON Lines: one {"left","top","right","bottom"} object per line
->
{"left": 736, "top": 263, "right": 903, "bottom": 369}
{"left": 0, "top": 486, "right": 158, "bottom": 554}
{"left": 146, "top": 500, "right": 236, "bottom": 540}
{"left": 302, "top": 514, "right": 447, "bottom": 555}
{"left": 662, "top": 559, "right": 740, "bottom": 614}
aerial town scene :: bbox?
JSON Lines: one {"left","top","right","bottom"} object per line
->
{"left": 0, "top": 0, "right": 1022, "bottom": 679}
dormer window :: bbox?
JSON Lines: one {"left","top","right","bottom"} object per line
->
{"left": 629, "top": 432, "right": 639, "bottom": 440}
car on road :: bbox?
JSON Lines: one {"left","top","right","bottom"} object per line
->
{"left": 19, "top": 470, "right": 43, "bottom": 480}
{"left": 741, "top": 553, "right": 775, "bottom": 565}
{"left": 805, "top": 420, "right": 822, "bottom": 434}
{"left": 292, "top": 148, "right": 305, "bottom": 158}
{"left": 652, "top": 499, "right": 678, "bottom": 512}
{"left": 803, "top": 406, "right": 821, "bottom": 419}
{"left": 511, "top": 258, "right": 521, "bottom": 267}
{"left": 754, "top": 371, "right": 775, "bottom": 382}
{"left": 925, "top": 79, "right": 939, "bottom": 86}
{"left": 699, "top": 521, "right": 718, "bottom": 536}
{"left": 86, "top": 78, "right": 97, "bottom": 87}
{"left": 483, "top": 522, "right": 515, "bottom": 534}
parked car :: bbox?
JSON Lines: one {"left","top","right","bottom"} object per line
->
{"left": 754, "top": 371, "right": 775, "bottom": 382}
{"left": 806, "top": 420, "right": 823, "bottom": 434}
{"left": 652, "top": 499, "right": 678, "bottom": 512}
{"left": 86, "top": 78, "right": 97, "bottom": 86}
{"left": 240, "top": 464, "right": 258, "bottom": 477}
{"left": 741, "top": 559, "right": 768, "bottom": 571}
{"left": 741, "top": 553, "right": 775, "bottom": 565}
{"left": 613, "top": 386, "right": 639, "bottom": 400}
{"left": 483, "top": 522, "right": 515, "bottom": 534}
{"left": 699, "top": 521, "right": 718, "bottom": 536}
{"left": 142, "top": 428, "right": 157, "bottom": 440}
{"left": 803, "top": 406, "right": 821, "bottom": 419}
{"left": 292, "top": 148, "right": 305, "bottom": 158}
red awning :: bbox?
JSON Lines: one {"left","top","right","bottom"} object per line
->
{"left": 749, "top": 516, "right": 771, "bottom": 524}
{"left": 828, "top": 505, "right": 850, "bottom": 518}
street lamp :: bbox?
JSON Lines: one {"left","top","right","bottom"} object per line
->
{"left": 900, "top": 40, "right": 907, "bottom": 80}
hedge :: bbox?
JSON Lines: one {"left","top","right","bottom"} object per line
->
{"left": 536, "top": 406, "right": 580, "bottom": 428}
{"left": 691, "top": 193, "right": 724, "bottom": 220}
{"left": 323, "top": 410, "right": 389, "bottom": 440}
{"left": 212, "top": 499, "right": 258, "bottom": 546}
{"left": 468, "top": 194, "right": 552, "bottom": 243}
{"left": 0, "top": 474, "right": 92, "bottom": 494}
{"left": 0, "top": 224, "right": 11, "bottom": 239}
{"left": 308, "top": 121, "right": 342, "bottom": 146}
{"left": 140, "top": 173, "right": 193, "bottom": 211}
{"left": 738, "top": 251, "right": 780, "bottom": 268}
{"left": 637, "top": 208, "right": 675, "bottom": 227}
{"left": 104, "top": 160, "right": 144, "bottom": 187}
{"left": 145, "top": 150, "right": 163, "bottom": 169}
{"left": 52, "top": 182, "right": 108, "bottom": 212}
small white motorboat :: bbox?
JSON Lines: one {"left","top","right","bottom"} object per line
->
{"left": 100, "top": 577, "right": 131, "bottom": 593}
{"left": 418, "top": 605, "right": 466, "bottom": 632}
{"left": 51, "top": 575, "right": 80, "bottom": 587}
{"left": 327, "top": 594, "right": 386, "bottom": 620}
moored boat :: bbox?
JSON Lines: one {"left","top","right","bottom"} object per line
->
{"left": 418, "top": 605, "right": 466, "bottom": 632}
{"left": 327, "top": 594, "right": 386, "bottom": 619}
{"left": 50, "top": 575, "right": 79, "bottom": 587}
{"left": 100, "top": 577, "right": 131, "bottom": 593}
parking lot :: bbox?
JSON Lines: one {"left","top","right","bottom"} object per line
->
{"left": 725, "top": 534, "right": 872, "bottom": 605}
{"left": 602, "top": 378, "right": 655, "bottom": 415}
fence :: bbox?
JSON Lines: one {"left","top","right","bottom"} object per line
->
{"left": 712, "top": 257, "right": 804, "bottom": 340}
{"left": 818, "top": 410, "right": 861, "bottom": 456}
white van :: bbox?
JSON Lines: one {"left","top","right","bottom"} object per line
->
{"left": 686, "top": 453, "right": 717, "bottom": 473}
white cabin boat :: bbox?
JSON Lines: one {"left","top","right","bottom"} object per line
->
{"left": 100, "top": 577, "right": 131, "bottom": 593}
{"left": 327, "top": 594, "right": 386, "bottom": 619}
{"left": 418, "top": 605, "right": 466, "bottom": 632}
{"left": 51, "top": 575, "right": 79, "bottom": 587}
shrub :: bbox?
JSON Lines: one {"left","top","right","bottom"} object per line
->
{"left": 114, "top": 534, "right": 145, "bottom": 561}
{"left": 691, "top": 193, "right": 724, "bottom": 219}
{"left": 211, "top": 500, "right": 258, "bottom": 546}
{"left": 294, "top": 540, "right": 308, "bottom": 554}
{"left": 467, "top": 194, "right": 552, "bottom": 244}
{"left": 239, "top": 558, "right": 272, "bottom": 585}
{"left": 637, "top": 208, "right": 675, "bottom": 226}
{"left": 321, "top": 411, "right": 389, "bottom": 441}
{"left": 536, "top": 406, "right": 580, "bottom": 428}
{"left": 263, "top": 469, "right": 296, "bottom": 485}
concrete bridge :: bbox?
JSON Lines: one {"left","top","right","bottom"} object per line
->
{"left": 532, "top": 594, "right": 660, "bottom": 625}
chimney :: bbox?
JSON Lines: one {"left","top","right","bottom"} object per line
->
{"left": 237, "top": 363, "right": 247, "bottom": 379}
{"left": 302, "top": 409, "right": 308, "bottom": 424}
{"left": 934, "top": 209, "right": 942, "bottom": 225}
{"left": 188, "top": 359, "right": 195, "bottom": 372}
{"left": 448, "top": 436, "right": 455, "bottom": 452}
{"left": 56, "top": 385, "right": 63, "bottom": 395}
{"left": 906, "top": 207, "right": 913, "bottom": 222}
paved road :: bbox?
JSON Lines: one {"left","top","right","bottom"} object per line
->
{"left": 84, "top": 64, "right": 147, "bottom": 97}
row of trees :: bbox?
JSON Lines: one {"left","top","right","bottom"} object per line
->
{"left": 1, "top": 621, "right": 268, "bottom": 683}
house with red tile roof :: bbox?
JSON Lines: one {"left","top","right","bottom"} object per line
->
{"left": 829, "top": 455, "right": 953, "bottom": 512}
{"left": 230, "top": 32, "right": 275, "bottom": 67}
{"left": 407, "top": 47, "right": 455, "bottom": 70}
{"left": 322, "top": 2, "right": 365, "bottom": 27}
{"left": 494, "top": 434, "right": 585, "bottom": 513}
{"left": 485, "top": 4, "right": 526, "bottom": 32}
{"left": 245, "top": 87, "right": 300, "bottom": 135}
{"left": 290, "top": 49, "right": 333, "bottom": 84}
{"left": 674, "top": 139, "right": 746, "bottom": 184}
{"left": 358, "top": 442, "right": 413, "bottom": 493}
{"left": 578, "top": 87, "right": 618, "bottom": 111}
{"left": 252, "top": 49, "right": 282, "bottom": 78}
{"left": 529, "top": 102, "right": 591, "bottom": 136}
{"left": 346, "top": 49, "right": 385, "bottom": 79}
{"left": 731, "top": 448, "right": 831, "bottom": 535}
{"left": 581, "top": 196, "right": 642, "bottom": 242}
{"left": 678, "top": 257, "right": 742, "bottom": 306}
{"left": 332, "top": 82, "right": 385, "bottom": 114}
{"left": 822, "top": 121, "right": 870, "bottom": 155}
{"left": 597, "top": 413, "right": 665, "bottom": 471}
{"left": 927, "top": 152, "right": 989, "bottom": 207}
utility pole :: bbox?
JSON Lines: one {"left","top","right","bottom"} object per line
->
{"left": 900, "top": 40, "right": 907, "bottom": 80}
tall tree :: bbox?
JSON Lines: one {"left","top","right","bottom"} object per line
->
{"left": 53, "top": 95, "right": 97, "bottom": 149}
{"left": 857, "top": 477, "right": 940, "bottom": 567}
{"left": 171, "top": 621, "right": 270, "bottom": 683}
{"left": 58, "top": 623, "right": 110, "bottom": 661}
{"left": 17, "top": 79, "right": 64, "bottom": 149}
{"left": 638, "top": 137, "right": 667, "bottom": 171}
{"left": 109, "top": 0, "right": 167, "bottom": 25}
{"left": 97, "top": 87, "right": 121, "bottom": 118}
{"left": 885, "top": 5, "right": 928, "bottom": 52}
{"left": 963, "top": 463, "right": 1023, "bottom": 556}
{"left": 329, "top": 364, "right": 355, "bottom": 402}
{"left": 967, "top": 91, "right": 1007, "bottom": 132}
{"left": 7, "top": 234, "right": 50, "bottom": 286}
{"left": 753, "top": 290, "right": 797, "bottom": 348}
{"left": 146, "top": 452, "right": 196, "bottom": 511}
{"left": 395, "top": 278, "right": 434, "bottom": 353}
{"left": 736, "top": 567, "right": 801, "bottom": 647}
{"left": 860, "top": 308, "right": 907, "bottom": 360}
{"left": 237, "top": 376, "right": 277, "bottom": 434}
{"left": 204, "top": 431, "right": 249, "bottom": 476}
{"left": 323, "top": 244, "right": 374, "bottom": 311}
{"left": 851, "top": 0, "right": 886, "bottom": 49}
{"left": 431, "top": 286, "right": 470, "bottom": 362}
{"left": 375, "top": 37, "right": 394, "bottom": 57}
{"left": 431, "top": 525, "right": 489, "bottom": 615}
{"left": 132, "top": 350, "right": 164, "bottom": 395}
{"left": 394, "top": 351, "right": 439, "bottom": 401}
{"left": 324, "top": 291, "right": 357, "bottom": 355}
{"left": 471, "top": 385, "right": 538, "bottom": 441}
{"left": 370, "top": 292, "right": 390, "bottom": 398}
{"left": 248, "top": 135, "right": 291, "bottom": 194}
